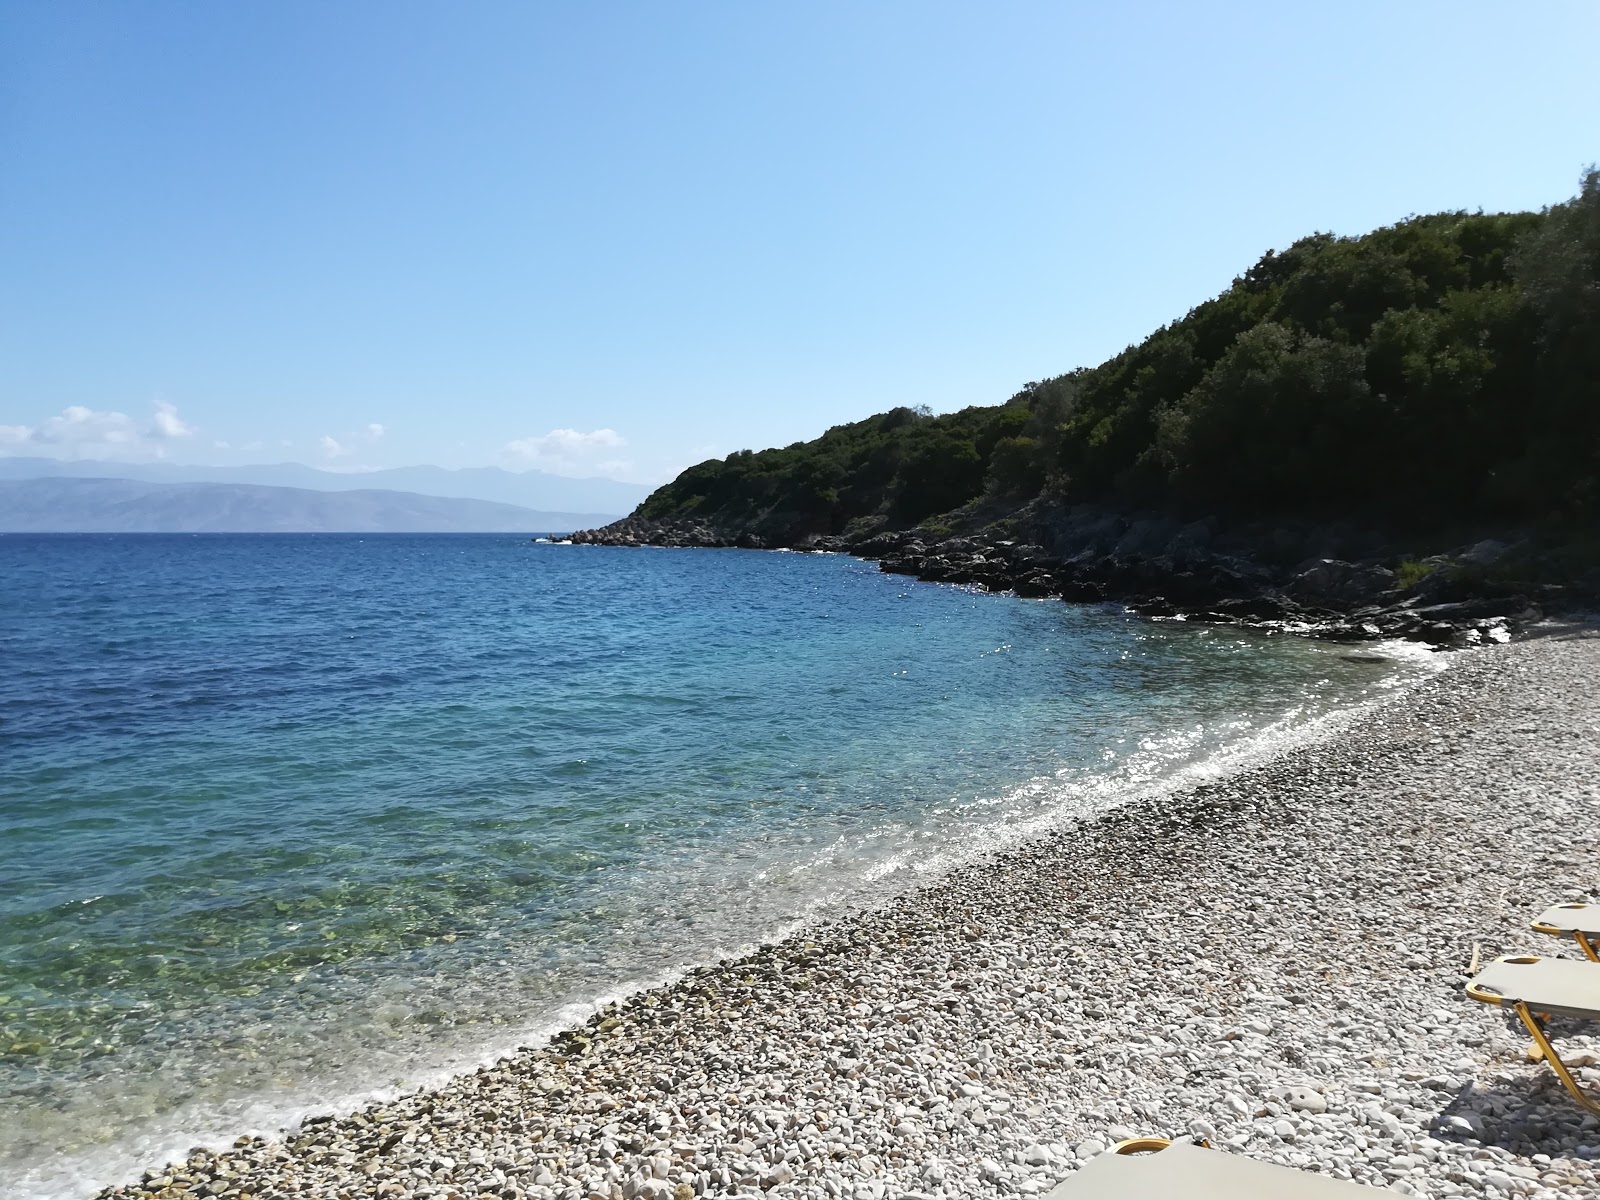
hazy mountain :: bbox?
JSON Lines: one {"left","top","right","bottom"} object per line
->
{"left": 0, "top": 477, "right": 616, "bottom": 533}
{"left": 0, "top": 456, "right": 650, "bottom": 514}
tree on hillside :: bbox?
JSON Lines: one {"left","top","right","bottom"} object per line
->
{"left": 1155, "top": 323, "right": 1375, "bottom": 512}
{"left": 1510, "top": 167, "right": 1600, "bottom": 517}
{"left": 628, "top": 171, "right": 1600, "bottom": 540}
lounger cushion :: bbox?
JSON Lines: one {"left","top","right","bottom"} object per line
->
{"left": 1046, "top": 1140, "right": 1381, "bottom": 1197}
{"left": 1469, "top": 955, "right": 1600, "bottom": 1021}
{"left": 1533, "top": 903, "right": 1600, "bottom": 938}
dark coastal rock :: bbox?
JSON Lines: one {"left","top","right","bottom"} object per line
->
{"left": 796, "top": 533, "right": 848, "bottom": 552}
{"left": 1458, "top": 538, "right": 1516, "bottom": 568}
{"left": 569, "top": 503, "right": 1564, "bottom": 648}
{"left": 1288, "top": 559, "right": 1398, "bottom": 605}
{"left": 1012, "top": 572, "right": 1057, "bottom": 598}
{"left": 850, "top": 531, "right": 911, "bottom": 559}
{"left": 1414, "top": 621, "right": 1462, "bottom": 646}
{"left": 1005, "top": 543, "right": 1055, "bottom": 568}
{"left": 876, "top": 553, "right": 924, "bottom": 576}
{"left": 1317, "top": 621, "right": 1386, "bottom": 642}
{"left": 1210, "top": 595, "right": 1297, "bottom": 622}
{"left": 1056, "top": 579, "right": 1108, "bottom": 603}
{"left": 1408, "top": 597, "right": 1536, "bottom": 623}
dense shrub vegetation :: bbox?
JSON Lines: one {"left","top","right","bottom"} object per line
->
{"left": 638, "top": 172, "right": 1600, "bottom": 541}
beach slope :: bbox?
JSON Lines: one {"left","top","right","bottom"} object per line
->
{"left": 101, "top": 628, "right": 1600, "bottom": 1200}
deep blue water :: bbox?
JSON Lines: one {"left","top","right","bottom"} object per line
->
{"left": 0, "top": 534, "right": 1433, "bottom": 1197}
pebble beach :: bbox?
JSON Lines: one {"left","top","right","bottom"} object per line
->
{"left": 97, "top": 625, "right": 1600, "bottom": 1200}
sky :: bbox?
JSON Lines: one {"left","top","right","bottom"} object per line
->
{"left": 1, "top": 2, "right": 1596, "bottom": 486}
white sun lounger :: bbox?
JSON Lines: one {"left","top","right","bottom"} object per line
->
{"left": 1531, "top": 902, "right": 1600, "bottom": 961}
{"left": 1466, "top": 953, "right": 1600, "bottom": 1114}
{"left": 1045, "top": 1139, "right": 1383, "bottom": 1197}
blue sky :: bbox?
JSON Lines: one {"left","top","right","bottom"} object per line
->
{"left": 1, "top": 2, "right": 1596, "bottom": 485}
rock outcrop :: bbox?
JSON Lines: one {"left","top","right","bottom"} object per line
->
{"left": 570, "top": 508, "right": 1561, "bottom": 647}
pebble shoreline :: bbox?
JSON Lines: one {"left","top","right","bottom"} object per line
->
{"left": 99, "top": 626, "right": 1600, "bottom": 1200}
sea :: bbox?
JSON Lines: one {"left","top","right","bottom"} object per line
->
{"left": 0, "top": 534, "right": 1440, "bottom": 1198}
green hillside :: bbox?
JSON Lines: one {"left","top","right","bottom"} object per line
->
{"left": 637, "top": 171, "right": 1599, "bottom": 545}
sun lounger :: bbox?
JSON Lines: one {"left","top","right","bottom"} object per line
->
{"left": 1045, "top": 1138, "right": 1383, "bottom": 1197}
{"left": 1531, "top": 902, "right": 1600, "bottom": 961}
{"left": 1466, "top": 953, "right": 1600, "bottom": 1114}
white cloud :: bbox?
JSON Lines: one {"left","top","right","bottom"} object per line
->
{"left": 507, "top": 427, "right": 624, "bottom": 456}
{"left": 31, "top": 406, "right": 140, "bottom": 448}
{"left": 151, "top": 400, "right": 194, "bottom": 439}
{"left": 0, "top": 402, "right": 196, "bottom": 460}
{"left": 502, "top": 428, "right": 634, "bottom": 479}
{"left": 213, "top": 439, "right": 231, "bottom": 449}
{"left": 310, "top": 423, "right": 383, "bottom": 464}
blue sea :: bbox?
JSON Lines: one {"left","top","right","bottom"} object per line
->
{"left": 0, "top": 534, "right": 1436, "bottom": 1197}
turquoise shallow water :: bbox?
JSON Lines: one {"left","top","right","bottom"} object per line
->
{"left": 0, "top": 534, "right": 1434, "bottom": 1197}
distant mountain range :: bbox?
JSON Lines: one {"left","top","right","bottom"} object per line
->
{"left": 0, "top": 477, "right": 616, "bottom": 533}
{"left": 0, "top": 456, "right": 650, "bottom": 514}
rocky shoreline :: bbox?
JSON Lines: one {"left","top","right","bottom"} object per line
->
{"left": 569, "top": 507, "right": 1570, "bottom": 648}
{"left": 98, "top": 626, "right": 1600, "bottom": 1200}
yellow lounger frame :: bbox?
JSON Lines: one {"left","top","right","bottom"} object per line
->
{"left": 1113, "top": 1138, "right": 1184, "bottom": 1154}
{"left": 1531, "top": 903, "right": 1600, "bottom": 962}
{"left": 1466, "top": 957, "right": 1600, "bottom": 1115}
